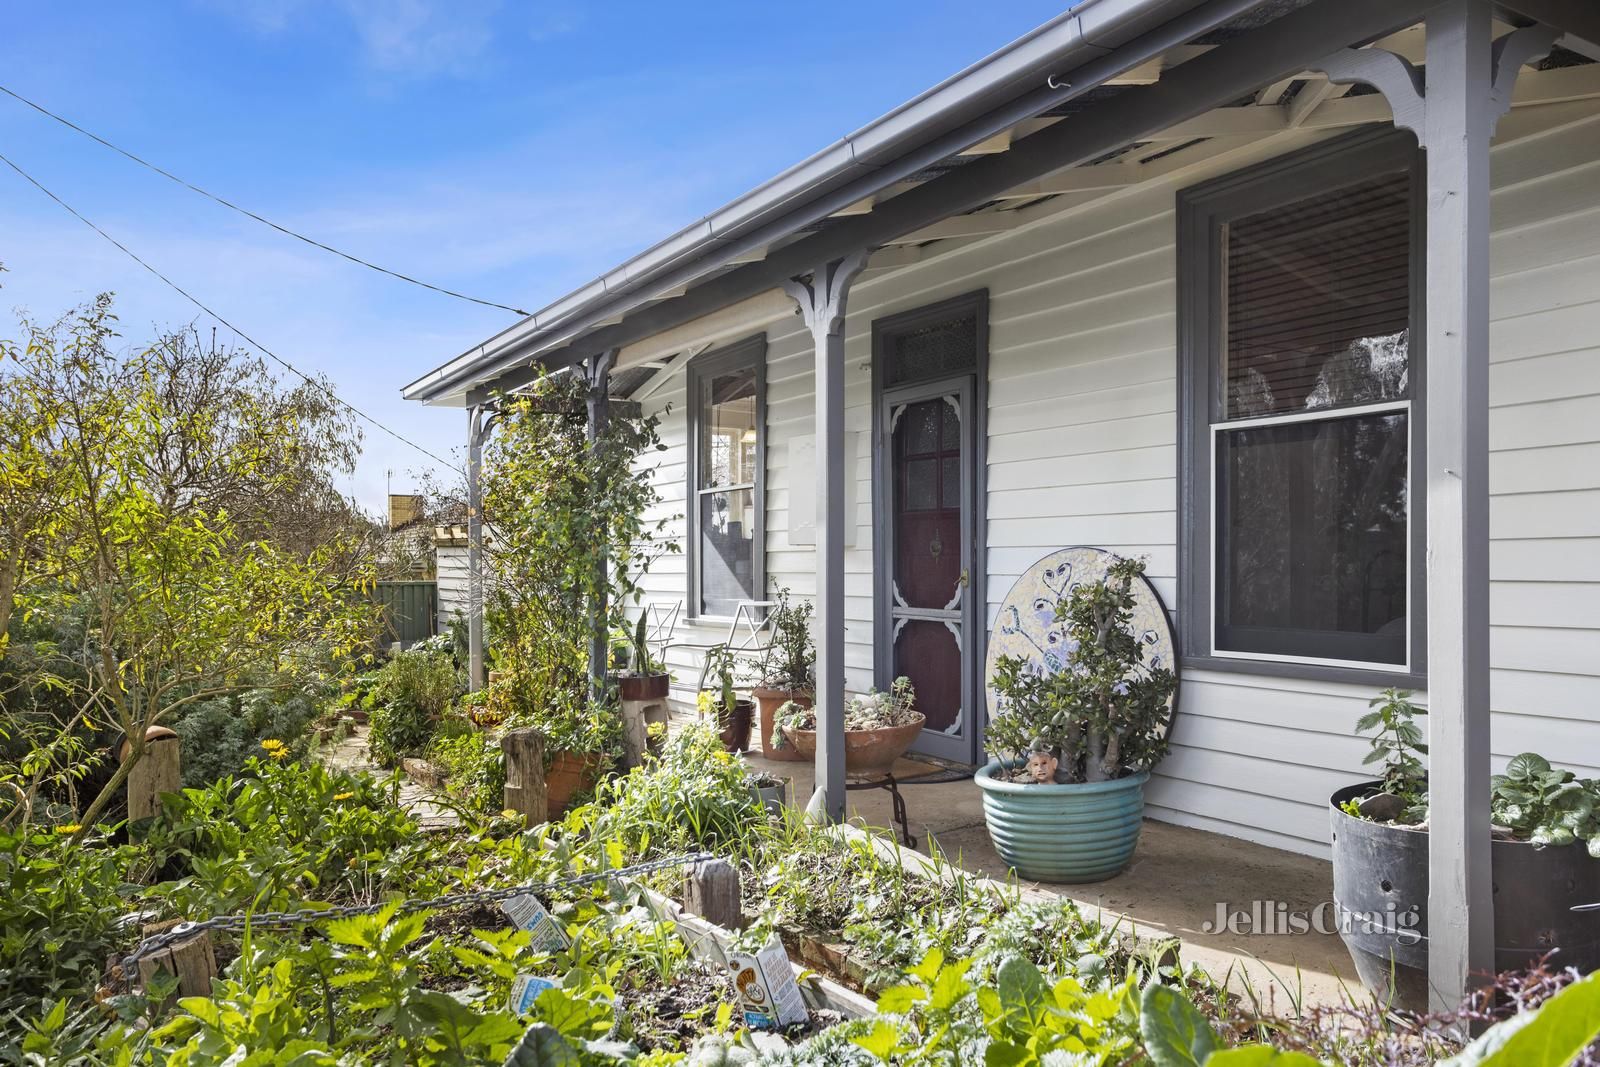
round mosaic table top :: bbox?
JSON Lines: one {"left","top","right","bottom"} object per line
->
{"left": 984, "top": 547, "right": 1177, "bottom": 722}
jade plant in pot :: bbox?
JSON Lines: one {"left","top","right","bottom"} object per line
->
{"left": 1330, "top": 689, "right": 1600, "bottom": 1010}
{"left": 612, "top": 613, "right": 670, "bottom": 702}
{"left": 699, "top": 645, "right": 753, "bottom": 754}
{"left": 976, "top": 556, "right": 1177, "bottom": 883}
{"left": 771, "top": 676, "right": 924, "bottom": 776}
{"left": 753, "top": 587, "right": 814, "bottom": 763}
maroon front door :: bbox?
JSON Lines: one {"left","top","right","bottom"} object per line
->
{"left": 883, "top": 383, "right": 974, "bottom": 762}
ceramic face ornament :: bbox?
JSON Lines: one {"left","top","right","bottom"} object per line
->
{"left": 1026, "top": 748, "right": 1059, "bottom": 783}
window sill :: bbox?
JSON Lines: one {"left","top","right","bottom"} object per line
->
{"left": 1180, "top": 654, "right": 1425, "bottom": 691}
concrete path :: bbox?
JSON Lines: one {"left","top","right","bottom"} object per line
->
{"left": 320, "top": 724, "right": 460, "bottom": 831}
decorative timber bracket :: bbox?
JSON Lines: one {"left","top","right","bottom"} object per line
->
{"left": 1309, "top": 22, "right": 1559, "bottom": 143}
{"left": 782, "top": 250, "right": 872, "bottom": 341}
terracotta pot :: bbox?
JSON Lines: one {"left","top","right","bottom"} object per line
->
{"left": 752, "top": 688, "right": 811, "bottom": 762}
{"left": 716, "top": 699, "right": 755, "bottom": 753}
{"left": 546, "top": 751, "right": 603, "bottom": 816}
{"left": 780, "top": 714, "right": 925, "bottom": 776}
{"left": 616, "top": 672, "right": 670, "bottom": 701}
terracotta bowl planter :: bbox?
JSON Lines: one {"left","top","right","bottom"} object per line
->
{"left": 752, "top": 688, "right": 811, "bottom": 762}
{"left": 715, "top": 699, "right": 755, "bottom": 753}
{"left": 546, "top": 751, "right": 603, "bottom": 816}
{"left": 780, "top": 714, "right": 925, "bottom": 776}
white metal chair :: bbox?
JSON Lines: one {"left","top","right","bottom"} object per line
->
{"left": 665, "top": 599, "right": 778, "bottom": 691}
{"left": 643, "top": 599, "right": 682, "bottom": 667}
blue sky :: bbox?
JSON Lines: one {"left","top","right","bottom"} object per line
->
{"left": 0, "top": 1, "right": 1067, "bottom": 510}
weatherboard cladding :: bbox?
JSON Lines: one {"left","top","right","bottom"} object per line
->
{"left": 626, "top": 105, "right": 1600, "bottom": 860}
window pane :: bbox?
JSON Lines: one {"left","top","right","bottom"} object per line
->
{"left": 905, "top": 459, "right": 938, "bottom": 511}
{"left": 699, "top": 488, "right": 755, "bottom": 616}
{"left": 1224, "top": 171, "right": 1411, "bottom": 418}
{"left": 893, "top": 620, "right": 962, "bottom": 736}
{"left": 1216, "top": 412, "right": 1408, "bottom": 664}
{"left": 884, "top": 314, "right": 977, "bottom": 387}
{"left": 698, "top": 367, "right": 757, "bottom": 487}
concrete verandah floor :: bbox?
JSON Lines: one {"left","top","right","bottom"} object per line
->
{"left": 740, "top": 743, "right": 1358, "bottom": 1009}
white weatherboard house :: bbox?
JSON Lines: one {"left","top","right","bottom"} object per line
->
{"left": 404, "top": 0, "right": 1600, "bottom": 1007}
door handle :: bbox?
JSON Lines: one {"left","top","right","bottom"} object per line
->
{"left": 959, "top": 568, "right": 969, "bottom": 589}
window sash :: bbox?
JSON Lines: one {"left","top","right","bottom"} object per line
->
{"left": 686, "top": 336, "right": 766, "bottom": 620}
{"left": 1208, "top": 403, "right": 1414, "bottom": 671}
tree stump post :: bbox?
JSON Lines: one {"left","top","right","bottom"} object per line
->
{"left": 122, "top": 726, "right": 180, "bottom": 835}
{"left": 501, "top": 727, "right": 547, "bottom": 826}
{"left": 136, "top": 919, "right": 217, "bottom": 999}
{"left": 619, "top": 697, "right": 665, "bottom": 769}
{"left": 684, "top": 858, "right": 743, "bottom": 931}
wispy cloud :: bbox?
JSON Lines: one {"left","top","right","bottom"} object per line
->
{"left": 208, "top": 0, "right": 543, "bottom": 78}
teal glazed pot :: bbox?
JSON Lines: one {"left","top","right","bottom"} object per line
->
{"left": 974, "top": 761, "right": 1149, "bottom": 882}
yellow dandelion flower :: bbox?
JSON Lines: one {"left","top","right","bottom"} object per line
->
{"left": 260, "top": 739, "right": 285, "bottom": 753}
{"left": 333, "top": 792, "right": 354, "bottom": 802}
{"left": 269, "top": 748, "right": 289, "bottom": 761}
{"left": 54, "top": 824, "right": 82, "bottom": 835}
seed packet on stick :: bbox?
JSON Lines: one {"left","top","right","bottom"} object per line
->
{"left": 499, "top": 893, "right": 570, "bottom": 955}
{"left": 728, "top": 934, "right": 807, "bottom": 1029}
{"left": 508, "top": 973, "right": 558, "bottom": 1014}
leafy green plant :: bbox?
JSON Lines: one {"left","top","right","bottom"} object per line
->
{"left": 988, "top": 557, "right": 1177, "bottom": 783}
{"left": 757, "top": 587, "right": 814, "bottom": 693}
{"left": 617, "top": 612, "right": 664, "bottom": 678}
{"left": 698, "top": 645, "right": 744, "bottom": 724}
{"left": 427, "top": 726, "right": 507, "bottom": 815}
{"left": 1354, "top": 689, "right": 1428, "bottom": 820}
{"left": 573, "top": 723, "right": 759, "bottom": 859}
{"left": 0, "top": 828, "right": 150, "bottom": 1015}
{"left": 843, "top": 950, "right": 1144, "bottom": 1065}
{"left": 368, "top": 646, "right": 459, "bottom": 766}
{"left": 1491, "top": 752, "right": 1600, "bottom": 854}
{"left": 482, "top": 369, "right": 676, "bottom": 762}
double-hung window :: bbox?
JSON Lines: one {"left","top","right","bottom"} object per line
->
{"left": 1178, "top": 129, "right": 1425, "bottom": 683}
{"left": 686, "top": 335, "right": 766, "bottom": 618}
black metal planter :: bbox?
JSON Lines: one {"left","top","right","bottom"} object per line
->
{"left": 1330, "top": 781, "right": 1600, "bottom": 1011}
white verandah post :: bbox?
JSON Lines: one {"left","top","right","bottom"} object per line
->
{"left": 467, "top": 404, "right": 488, "bottom": 692}
{"left": 1312, "top": 0, "right": 1556, "bottom": 1009}
{"left": 1423, "top": 0, "right": 1496, "bottom": 1012}
{"left": 585, "top": 349, "right": 617, "bottom": 703}
{"left": 784, "top": 252, "right": 870, "bottom": 822}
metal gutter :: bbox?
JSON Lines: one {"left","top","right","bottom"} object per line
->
{"left": 404, "top": 0, "right": 1258, "bottom": 404}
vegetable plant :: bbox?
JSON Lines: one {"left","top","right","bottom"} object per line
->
{"left": 1491, "top": 752, "right": 1600, "bottom": 855}
{"left": 1353, "top": 688, "right": 1428, "bottom": 822}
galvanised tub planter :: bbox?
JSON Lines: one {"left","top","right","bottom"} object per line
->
{"left": 974, "top": 761, "right": 1149, "bottom": 883}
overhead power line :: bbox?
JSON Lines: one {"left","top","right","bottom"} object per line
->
{"left": 0, "top": 84, "right": 531, "bottom": 317}
{"left": 0, "top": 148, "right": 463, "bottom": 474}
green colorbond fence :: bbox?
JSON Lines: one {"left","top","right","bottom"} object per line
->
{"left": 374, "top": 581, "right": 438, "bottom": 648}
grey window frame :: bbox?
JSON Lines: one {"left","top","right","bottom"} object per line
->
{"left": 1177, "top": 127, "right": 1427, "bottom": 688}
{"left": 685, "top": 333, "right": 767, "bottom": 622}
